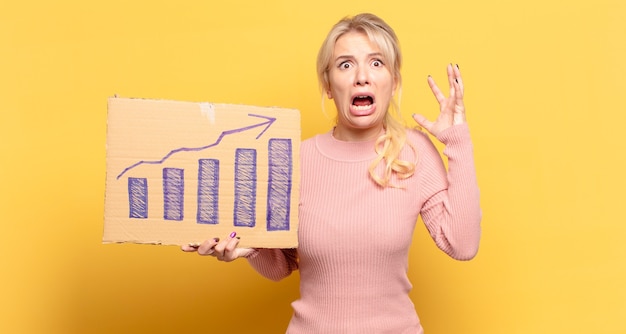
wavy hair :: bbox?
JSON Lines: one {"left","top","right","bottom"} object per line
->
{"left": 316, "top": 13, "right": 415, "bottom": 187}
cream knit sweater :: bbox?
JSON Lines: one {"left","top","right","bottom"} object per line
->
{"left": 247, "top": 123, "right": 481, "bottom": 333}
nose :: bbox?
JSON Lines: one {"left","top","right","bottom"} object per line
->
{"left": 354, "top": 66, "right": 370, "bottom": 86}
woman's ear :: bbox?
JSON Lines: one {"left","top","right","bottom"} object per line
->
{"left": 391, "top": 77, "right": 401, "bottom": 99}
{"left": 324, "top": 73, "right": 333, "bottom": 99}
{"left": 393, "top": 75, "right": 400, "bottom": 95}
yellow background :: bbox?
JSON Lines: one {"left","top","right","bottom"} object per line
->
{"left": 1, "top": 0, "right": 624, "bottom": 333}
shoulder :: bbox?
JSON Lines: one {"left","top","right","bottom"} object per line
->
{"left": 406, "top": 127, "right": 432, "bottom": 145}
{"left": 403, "top": 127, "right": 446, "bottom": 175}
{"left": 299, "top": 132, "right": 329, "bottom": 161}
{"left": 301, "top": 133, "right": 323, "bottom": 153}
{"left": 405, "top": 127, "right": 439, "bottom": 156}
{"left": 301, "top": 134, "right": 318, "bottom": 147}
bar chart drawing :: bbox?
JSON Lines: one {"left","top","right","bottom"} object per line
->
{"left": 117, "top": 114, "right": 292, "bottom": 228}
{"left": 233, "top": 148, "right": 257, "bottom": 227}
{"left": 104, "top": 97, "right": 300, "bottom": 248}
{"left": 197, "top": 159, "right": 219, "bottom": 225}
{"left": 128, "top": 177, "right": 148, "bottom": 219}
{"left": 266, "top": 138, "right": 292, "bottom": 231}
{"left": 163, "top": 168, "right": 185, "bottom": 221}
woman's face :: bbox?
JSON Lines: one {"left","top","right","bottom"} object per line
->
{"left": 327, "top": 31, "right": 397, "bottom": 141}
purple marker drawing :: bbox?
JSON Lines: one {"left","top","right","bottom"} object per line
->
{"left": 197, "top": 159, "right": 219, "bottom": 224}
{"left": 117, "top": 114, "right": 275, "bottom": 180}
{"left": 163, "top": 168, "right": 184, "bottom": 221}
{"left": 128, "top": 177, "right": 148, "bottom": 219}
{"left": 267, "top": 138, "right": 292, "bottom": 231}
{"left": 122, "top": 112, "right": 294, "bottom": 234}
{"left": 234, "top": 148, "right": 257, "bottom": 227}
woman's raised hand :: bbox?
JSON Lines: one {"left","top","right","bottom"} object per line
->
{"left": 412, "top": 63, "right": 466, "bottom": 137}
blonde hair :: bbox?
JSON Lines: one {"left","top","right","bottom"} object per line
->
{"left": 316, "top": 13, "right": 415, "bottom": 187}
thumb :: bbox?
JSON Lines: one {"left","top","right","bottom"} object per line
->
{"left": 412, "top": 113, "right": 432, "bottom": 131}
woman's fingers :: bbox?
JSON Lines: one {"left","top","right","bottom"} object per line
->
{"left": 181, "top": 231, "right": 246, "bottom": 262}
{"left": 416, "top": 63, "right": 468, "bottom": 136}
{"left": 452, "top": 63, "right": 464, "bottom": 97}
{"left": 212, "top": 232, "right": 241, "bottom": 262}
{"left": 412, "top": 113, "right": 433, "bottom": 132}
{"left": 181, "top": 244, "right": 197, "bottom": 252}
{"left": 447, "top": 63, "right": 456, "bottom": 98}
{"left": 427, "top": 75, "right": 445, "bottom": 105}
{"left": 197, "top": 237, "right": 221, "bottom": 256}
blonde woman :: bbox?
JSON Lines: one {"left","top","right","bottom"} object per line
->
{"left": 183, "top": 13, "right": 481, "bottom": 333}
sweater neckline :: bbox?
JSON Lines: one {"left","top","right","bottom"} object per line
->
{"left": 315, "top": 128, "right": 379, "bottom": 162}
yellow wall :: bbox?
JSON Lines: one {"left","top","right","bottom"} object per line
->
{"left": 1, "top": 1, "right": 624, "bottom": 333}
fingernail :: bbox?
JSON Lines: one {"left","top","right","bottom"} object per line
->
{"left": 229, "top": 231, "right": 237, "bottom": 238}
{"left": 456, "top": 64, "right": 459, "bottom": 69}
{"left": 455, "top": 78, "right": 459, "bottom": 83}
{"left": 213, "top": 237, "right": 220, "bottom": 242}
{"left": 236, "top": 236, "right": 241, "bottom": 240}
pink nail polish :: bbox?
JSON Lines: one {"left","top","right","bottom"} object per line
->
{"left": 229, "top": 231, "right": 237, "bottom": 238}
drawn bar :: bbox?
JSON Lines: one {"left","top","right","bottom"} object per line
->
{"left": 234, "top": 149, "right": 256, "bottom": 227}
{"left": 163, "top": 168, "right": 184, "bottom": 221}
{"left": 267, "top": 139, "right": 292, "bottom": 231}
{"left": 128, "top": 177, "right": 148, "bottom": 219}
{"left": 197, "top": 159, "right": 219, "bottom": 224}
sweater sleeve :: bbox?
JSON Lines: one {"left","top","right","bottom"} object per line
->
{"left": 245, "top": 248, "right": 299, "bottom": 281}
{"left": 418, "top": 123, "right": 482, "bottom": 260}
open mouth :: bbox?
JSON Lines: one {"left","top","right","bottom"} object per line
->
{"left": 352, "top": 95, "right": 375, "bottom": 110}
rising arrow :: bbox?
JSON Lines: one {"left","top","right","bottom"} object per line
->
{"left": 116, "top": 113, "right": 276, "bottom": 180}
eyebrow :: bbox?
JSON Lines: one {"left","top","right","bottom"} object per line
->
{"left": 334, "top": 52, "right": 385, "bottom": 62}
